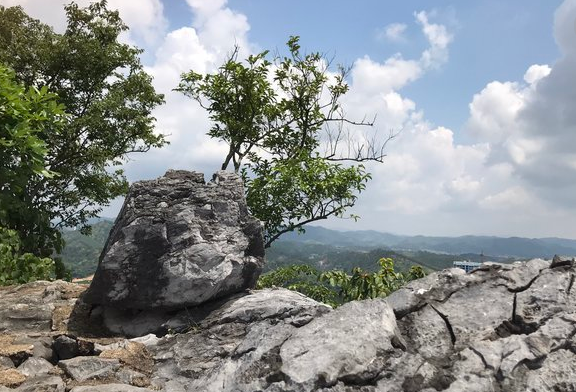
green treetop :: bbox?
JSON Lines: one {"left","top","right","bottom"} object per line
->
{"left": 177, "top": 37, "right": 393, "bottom": 247}
{"left": 0, "top": 1, "right": 166, "bottom": 257}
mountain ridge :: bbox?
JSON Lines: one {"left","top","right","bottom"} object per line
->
{"left": 278, "top": 225, "right": 576, "bottom": 258}
{"left": 60, "top": 220, "right": 576, "bottom": 277}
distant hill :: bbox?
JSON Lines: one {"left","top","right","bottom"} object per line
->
{"left": 60, "top": 219, "right": 114, "bottom": 277}
{"left": 278, "top": 226, "right": 576, "bottom": 259}
{"left": 265, "top": 241, "right": 515, "bottom": 273}
{"left": 265, "top": 242, "right": 425, "bottom": 273}
{"left": 59, "top": 221, "right": 576, "bottom": 278}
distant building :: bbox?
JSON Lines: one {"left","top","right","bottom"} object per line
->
{"left": 453, "top": 260, "right": 482, "bottom": 273}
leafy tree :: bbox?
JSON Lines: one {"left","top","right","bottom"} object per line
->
{"left": 257, "top": 258, "right": 426, "bottom": 307}
{"left": 0, "top": 227, "right": 55, "bottom": 285}
{"left": 177, "top": 37, "right": 392, "bottom": 247}
{"left": 0, "top": 64, "right": 62, "bottom": 284}
{"left": 0, "top": 2, "right": 166, "bottom": 256}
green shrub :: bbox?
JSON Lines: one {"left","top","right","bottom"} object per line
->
{"left": 0, "top": 226, "right": 55, "bottom": 285}
{"left": 257, "top": 257, "right": 426, "bottom": 307}
{"left": 257, "top": 264, "right": 340, "bottom": 306}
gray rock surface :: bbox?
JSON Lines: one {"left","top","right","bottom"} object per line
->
{"left": 84, "top": 170, "right": 265, "bottom": 309}
{"left": 58, "top": 357, "right": 120, "bottom": 382}
{"left": 0, "top": 357, "right": 13, "bottom": 368}
{"left": 52, "top": 335, "right": 79, "bottom": 360}
{"left": 147, "top": 257, "right": 576, "bottom": 392}
{"left": 14, "top": 375, "right": 65, "bottom": 392}
{"left": 69, "top": 385, "right": 154, "bottom": 392}
{"left": 2, "top": 256, "right": 576, "bottom": 391}
{"left": 17, "top": 357, "right": 54, "bottom": 376}
{"left": 0, "top": 281, "right": 85, "bottom": 334}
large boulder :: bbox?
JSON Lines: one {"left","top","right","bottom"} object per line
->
{"left": 84, "top": 170, "right": 265, "bottom": 310}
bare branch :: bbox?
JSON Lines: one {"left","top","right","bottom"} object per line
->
{"left": 264, "top": 203, "right": 352, "bottom": 248}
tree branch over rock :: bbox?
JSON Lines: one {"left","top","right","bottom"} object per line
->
{"left": 177, "top": 36, "right": 394, "bottom": 247}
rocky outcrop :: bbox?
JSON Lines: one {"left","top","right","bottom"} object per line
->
{"left": 84, "top": 170, "right": 265, "bottom": 310}
{"left": 1, "top": 257, "right": 576, "bottom": 391}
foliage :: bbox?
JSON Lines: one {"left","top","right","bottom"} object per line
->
{"left": 256, "top": 264, "right": 340, "bottom": 306}
{"left": 0, "top": 227, "right": 55, "bottom": 285}
{"left": 177, "top": 36, "right": 389, "bottom": 248}
{"left": 60, "top": 220, "right": 113, "bottom": 277}
{"left": 0, "top": 63, "right": 66, "bottom": 258}
{"left": 320, "top": 258, "right": 425, "bottom": 303}
{"left": 0, "top": 1, "right": 166, "bottom": 257}
{"left": 257, "top": 257, "right": 426, "bottom": 307}
{"left": 265, "top": 242, "right": 429, "bottom": 273}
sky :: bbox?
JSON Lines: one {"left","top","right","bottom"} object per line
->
{"left": 2, "top": 0, "right": 576, "bottom": 239}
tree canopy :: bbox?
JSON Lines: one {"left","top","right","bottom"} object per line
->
{"left": 177, "top": 37, "right": 391, "bottom": 247}
{"left": 0, "top": 64, "right": 64, "bottom": 283}
{"left": 0, "top": 1, "right": 166, "bottom": 257}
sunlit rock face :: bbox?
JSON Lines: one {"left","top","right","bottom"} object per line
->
{"left": 1, "top": 257, "right": 576, "bottom": 391}
{"left": 83, "top": 170, "right": 265, "bottom": 310}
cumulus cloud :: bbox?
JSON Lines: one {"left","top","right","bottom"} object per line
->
{"left": 323, "top": 3, "right": 576, "bottom": 238}
{"left": 123, "top": 0, "right": 253, "bottom": 180}
{"left": 0, "top": 0, "right": 167, "bottom": 46}
{"left": 377, "top": 23, "right": 408, "bottom": 42}
{"left": 415, "top": 10, "right": 454, "bottom": 69}
{"left": 4, "top": 0, "right": 575, "bottom": 238}
{"left": 462, "top": 0, "right": 576, "bottom": 210}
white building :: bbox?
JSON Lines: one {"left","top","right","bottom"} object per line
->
{"left": 453, "top": 260, "right": 482, "bottom": 273}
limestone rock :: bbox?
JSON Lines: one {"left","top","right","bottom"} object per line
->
{"left": 280, "top": 299, "right": 403, "bottom": 388}
{"left": 17, "top": 357, "right": 54, "bottom": 377}
{"left": 149, "top": 287, "right": 333, "bottom": 391}
{"left": 15, "top": 375, "right": 65, "bottom": 392}
{"left": 0, "top": 357, "right": 13, "bottom": 369}
{"left": 84, "top": 170, "right": 265, "bottom": 309}
{"left": 58, "top": 357, "right": 120, "bottom": 382}
{"left": 99, "top": 341, "right": 153, "bottom": 374}
{"left": 52, "top": 335, "right": 79, "bottom": 361}
{"left": 0, "top": 281, "right": 87, "bottom": 335}
{"left": 1, "top": 257, "right": 576, "bottom": 391}
{"left": 69, "top": 385, "right": 154, "bottom": 392}
{"left": 12, "top": 336, "right": 55, "bottom": 362}
{"left": 0, "top": 335, "right": 32, "bottom": 366}
{"left": 115, "top": 368, "right": 150, "bottom": 387}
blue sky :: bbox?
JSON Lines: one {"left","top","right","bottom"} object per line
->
{"left": 163, "top": 0, "right": 562, "bottom": 138}
{"left": 3, "top": 0, "right": 576, "bottom": 239}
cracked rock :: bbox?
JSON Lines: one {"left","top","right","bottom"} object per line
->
{"left": 83, "top": 170, "right": 265, "bottom": 310}
{"left": 2, "top": 256, "right": 576, "bottom": 391}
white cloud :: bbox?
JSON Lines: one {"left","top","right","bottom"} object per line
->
{"left": 350, "top": 55, "right": 422, "bottom": 95}
{"left": 5, "top": 0, "right": 576, "bottom": 239}
{"left": 523, "top": 64, "right": 552, "bottom": 84}
{"left": 0, "top": 0, "right": 167, "bottom": 47}
{"left": 186, "top": 0, "right": 252, "bottom": 59}
{"left": 479, "top": 187, "right": 534, "bottom": 210}
{"left": 466, "top": 81, "right": 525, "bottom": 144}
{"left": 415, "top": 10, "right": 454, "bottom": 69}
{"left": 462, "top": 0, "right": 576, "bottom": 208}
{"left": 553, "top": 0, "right": 576, "bottom": 55}
{"left": 319, "top": 3, "right": 576, "bottom": 238}
{"left": 377, "top": 23, "right": 408, "bottom": 42}
{"left": 119, "top": 0, "right": 254, "bottom": 184}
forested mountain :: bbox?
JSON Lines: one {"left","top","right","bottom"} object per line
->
{"left": 279, "top": 226, "right": 576, "bottom": 259}
{"left": 59, "top": 221, "right": 574, "bottom": 278}
{"left": 60, "top": 220, "right": 113, "bottom": 278}
{"left": 265, "top": 241, "right": 516, "bottom": 273}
